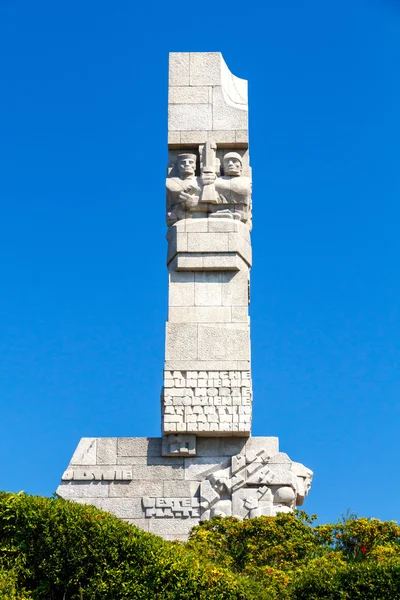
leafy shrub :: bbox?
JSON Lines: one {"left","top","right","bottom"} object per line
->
{"left": 189, "top": 510, "right": 400, "bottom": 599}
{"left": 188, "top": 510, "right": 318, "bottom": 572}
{"left": 2, "top": 492, "right": 400, "bottom": 599}
{"left": 0, "top": 492, "right": 255, "bottom": 600}
{"left": 0, "top": 568, "right": 31, "bottom": 599}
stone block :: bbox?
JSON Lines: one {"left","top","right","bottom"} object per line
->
{"left": 165, "top": 323, "right": 198, "bottom": 360}
{"left": 168, "top": 131, "right": 181, "bottom": 146}
{"left": 189, "top": 53, "right": 222, "bottom": 86}
{"left": 212, "top": 86, "right": 248, "bottom": 131}
{"left": 167, "top": 229, "right": 187, "bottom": 264}
{"left": 117, "top": 438, "right": 162, "bottom": 457}
{"left": 80, "top": 497, "right": 145, "bottom": 519}
{"left": 169, "top": 104, "right": 212, "bottom": 132}
{"left": 231, "top": 307, "right": 248, "bottom": 322}
{"left": 187, "top": 232, "right": 229, "bottom": 253}
{"left": 148, "top": 519, "right": 199, "bottom": 535}
{"left": 130, "top": 464, "right": 185, "bottom": 481}
{"left": 97, "top": 438, "right": 117, "bottom": 465}
{"left": 185, "top": 219, "right": 209, "bottom": 233}
{"left": 221, "top": 271, "right": 249, "bottom": 307}
{"left": 198, "top": 324, "right": 250, "bottom": 361}
{"left": 174, "top": 254, "right": 204, "bottom": 271}
{"left": 70, "top": 438, "right": 97, "bottom": 466}
{"left": 169, "top": 271, "right": 195, "bottom": 307}
{"left": 210, "top": 130, "right": 236, "bottom": 146}
{"left": 269, "top": 452, "right": 292, "bottom": 464}
{"left": 194, "top": 272, "right": 222, "bottom": 307}
{"left": 237, "top": 361, "right": 251, "bottom": 370}
{"left": 180, "top": 130, "right": 209, "bottom": 145}
{"left": 169, "top": 86, "right": 211, "bottom": 104}
{"left": 196, "top": 437, "right": 246, "bottom": 457}
{"left": 202, "top": 254, "right": 241, "bottom": 270}
{"left": 57, "top": 481, "right": 109, "bottom": 499}
{"left": 164, "top": 360, "right": 241, "bottom": 371}
{"left": 109, "top": 480, "right": 164, "bottom": 498}
{"left": 235, "top": 129, "right": 248, "bottom": 145}
{"left": 163, "top": 480, "right": 200, "bottom": 497}
{"left": 228, "top": 232, "right": 252, "bottom": 266}
{"left": 169, "top": 53, "right": 190, "bottom": 86}
{"left": 183, "top": 457, "right": 230, "bottom": 480}
{"left": 168, "top": 306, "right": 231, "bottom": 323}
{"left": 174, "top": 252, "right": 241, "bottom": 272}
{"left": 208, "top": 219, "right": 240, "bottom": 233}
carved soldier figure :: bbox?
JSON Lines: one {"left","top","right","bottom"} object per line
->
{"left": 212, "top": 152, "right": 252, "bottom": 224}
{"left": 166, "top": 153, "right": 201, "bottom": 226}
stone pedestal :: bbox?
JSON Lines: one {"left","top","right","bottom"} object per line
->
{"left": 56, "top": 52, "right": 313, "bottom": 541}
{"left": 57, "top": 436, "right": 312, "bottom": 541}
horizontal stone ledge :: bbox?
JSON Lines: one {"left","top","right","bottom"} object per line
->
{"left": 168, "top": 130, "right": 248, "bottom": 148}
{"left": 174, "top": 252, "right": 241, "bottom": 271}
{"left": 164, "top": 360, "right": 251, "bottom": 371}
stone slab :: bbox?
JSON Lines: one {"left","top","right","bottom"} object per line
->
{"left": 70, "top": 438, "right": 97, "bottom": 465}
{"left": 117, "top": 438, "right": 162, "bottom": 457}
{"left": 97, "top": 438, "right": 117, "bottom": 465}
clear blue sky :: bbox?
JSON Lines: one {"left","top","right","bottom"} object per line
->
{"left": 1, "top": 0, "right": 399, "bottom": 525}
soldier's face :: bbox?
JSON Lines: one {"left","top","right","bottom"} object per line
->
{"left": 179, "top": 158, "right": 196, "bottom": 175}
{"left": 224, "top": 158, "right": 242, "bottom": 176}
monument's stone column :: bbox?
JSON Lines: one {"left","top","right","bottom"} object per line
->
{"left": 56, "top": 53, "right": 313, "bottom": 541}
{"left": 163, "top": 53, "right": 252, "bottom": 437}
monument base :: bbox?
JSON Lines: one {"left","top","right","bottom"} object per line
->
{"left": 56, "top": 436, "right": 312, "bottom": 541}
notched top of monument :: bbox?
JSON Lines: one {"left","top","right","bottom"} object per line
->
{"left": 168, "top": 53, "right": 248, "bottom": 148}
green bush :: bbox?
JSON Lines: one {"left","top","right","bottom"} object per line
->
{"left": 2, "top": 492, "right": 400, "bottom": 599}
{"left": 188, "top": 510, "right": 319, "bottom": 572}
{"left": 189, "top": 510, "right": 400, "bottom": 599}
{"left": 0, "top": 568, "right": 31, "bottom": 599}
{"left": 0, "top": 492, "right": 255, "bottom": 600}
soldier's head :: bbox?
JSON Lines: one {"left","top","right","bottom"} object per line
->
{"left": 223, "top": 152, "right": 243, "bottom": 177}
{"left": 177, "top": 153, "right": 197, "bottom": 177}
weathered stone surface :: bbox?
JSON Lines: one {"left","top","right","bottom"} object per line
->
{"left": 168, "top": 306, "right": 232, "bottom": 323}
{"left": 168, "top": 52, "right": 248, "bottom": 146}
{"left": 148, "top": 518, "right": 200, "bottom": 536}
{"left": 58, "top": 482, "right": 109, "bottom": 499}
{"left": 117, "top": 438, "right": 162, "bottom": 457}
{"left": 97, "top": 438, "right": 117, "bottom": 464}
{"left": 70, "top": 438, "right": 97, "bottom": 465}
{"left": 109, "top": 481, "right": 164, "bottom": 498}
{"left": 169, "top": 86, "right": 211, "bottom": 105}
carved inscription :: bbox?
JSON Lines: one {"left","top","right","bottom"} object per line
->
{"left": 62, "top": 469, "right": 133, "bottom": 481}
{"left": 143, "top": 497, "right": 200, "bottom": 518}
{"left": 161, "top": 434, "right": 196, "bottom": 456}
{"left": 163, "top": 370, "right": 252, "bottom": 434}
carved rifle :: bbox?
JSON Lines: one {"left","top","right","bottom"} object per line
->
{"left": 200, "top": 140, "right": 218, "bottom": 204}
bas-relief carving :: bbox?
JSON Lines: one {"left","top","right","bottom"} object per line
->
{"left": 163, "top": 370, "right": 252, "bottom": 434}
{"left": 142, "top": 448, "right": 313, "bottom": 522}
{"left": 161, "top": 434, "right": 196, "bottom": 456}
{"left": 166, "top": 144, "right": 251, "bottom": 227}
{"left": 142, "top": 497, "right": 200, "bottom": 518}
{"left": 62, "top": 469, "right": 133, "bottom": 481}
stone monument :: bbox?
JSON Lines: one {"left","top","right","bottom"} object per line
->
{"left": 56, "top": 52, "right": 313, "bottom": 541}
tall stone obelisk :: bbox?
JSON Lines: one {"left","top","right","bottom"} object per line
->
{"left": 56, "top": 53, "right": 313, "bottom": 541}
{"left": 163, "top": 52, "right": 252, "bottom": 437}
